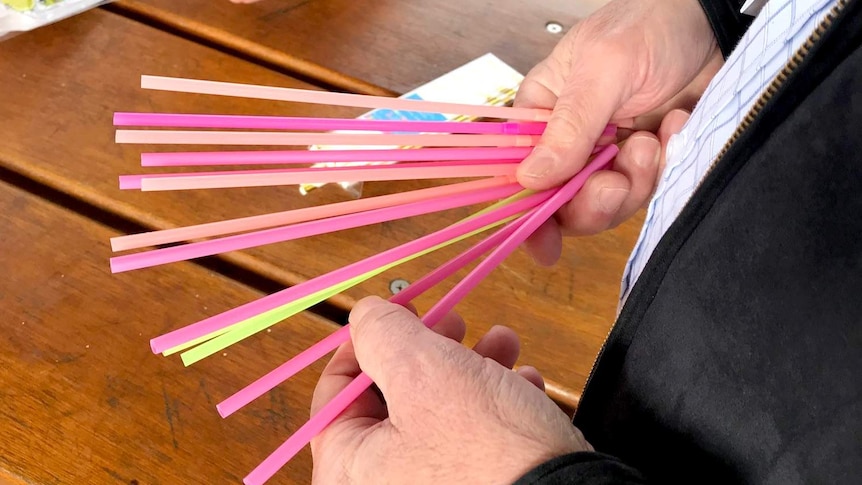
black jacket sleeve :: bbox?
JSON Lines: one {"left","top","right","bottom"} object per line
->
{"left": 514, "top": 452, "right": 647, "bottom": 484}
{"left": 698, "top": 0, "right": 754, "bottom": 57}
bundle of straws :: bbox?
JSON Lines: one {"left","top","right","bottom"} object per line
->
{"left": 111, "top": 75, "right": 619, "bottom": 485}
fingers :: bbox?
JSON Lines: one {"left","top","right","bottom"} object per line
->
{"left": 543, "top": 131, "right": 660, "bottom": 235}
{"left": 519, "top": 133, "right": 662, "bottom": 247}
{"left": 520, "top": 133, "right": 660, "bottom": 256}
{"left": 608, "top": 133, "right": 662, "bottom": 226}
{"left": 515, "top": 31, "right": 628, "bottom": 191}
{"left": 472, "top": 325, "right": 520, "bottom": 369}
{"left": 552, "top": 169, "right": 631, "bottom": 236}
{"left": 430, "top": 310, "right": 467, "bottom": 343}
{"left": 349, "top": 296, "right": 455, "bottom": 405}
{"left": 522, "top": 218, "right": 563, "bottom": 266}
{"left": 472, "top": 327, "right": 546, "bottom": 390}
{"left": 394, "top": 300, "right": 467, "bottom": 342}
{"left": 311, "top": 335, "right": 386, "bottom": 422}
{"left": 513, "top": 58, "right": 565, "bottom": 112}
{"left": 516, "top": 366, "right": 545, "bottom": 391}
{"left": 517, "top": 72, "right": 625, "bottom": 190}
{"left": 311, "top": 301, "right": 465, "bottom": 448}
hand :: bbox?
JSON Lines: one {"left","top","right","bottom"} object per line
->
{"left": 311, "top": 296, "right": 592, "bottom": 484}
{"left": 516, "top": 0, "right": 722, "bottom": 265}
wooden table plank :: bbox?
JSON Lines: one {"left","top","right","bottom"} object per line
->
{"left": 113, "top": 0, "right": 607, "bottom": 94}
{"left": 0, "top": 178, "right": 337, "bottom": 484}
{"left": 0, "top": 10, "right": 641, "bottom": 401}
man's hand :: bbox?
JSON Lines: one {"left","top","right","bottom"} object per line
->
{"left": 516, "top": 0, "right": 722, "bottom": 264}
{"left": 311, "top": 296, "right": 592, "bottom": 484}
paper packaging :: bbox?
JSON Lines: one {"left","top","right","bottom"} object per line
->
{"left": 1, "top": 0, "right": 112, "bottom": 41}
{"left": 303, "top": 53, "right": 525, "bottom": 197}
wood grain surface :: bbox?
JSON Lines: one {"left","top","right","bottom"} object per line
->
{"left": 112, "top": 0, "right": 607, "bottom": 94}
{"left": 0, "top": 9, "right": 641, "bottom": 400}
{"left": 0, "top": 178, "right": 336, "bottom": 484}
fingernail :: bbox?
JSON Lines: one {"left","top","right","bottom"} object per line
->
{"left": 631, "top": 136, "right": 661, "bottom": 168}
{"left": 520, "top": 146, "right": 558, "bottom": 179}
{"left": 597, "top": 187, "right": 628, "bottom": 214}
{"left": 666, "top": 133, "right": 684, "bottom": 164}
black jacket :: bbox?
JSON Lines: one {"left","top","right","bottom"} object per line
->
{"left": 518, "top": 0, "right": 862, "bottom": 483}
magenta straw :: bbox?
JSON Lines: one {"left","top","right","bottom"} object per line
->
{"left": 216, "top": 215, "right": 528, "bottom": 418}
{"left": 110, "top": 182, "right": 522, "bottom": 273}
{"left": 148, "top": 190, "right": 553, "bottom": 355}
{"left": 122, "top": 161, "right": 518, "bottom": 191}
{"left": 141, "top": 147, "right": 533, "bottom": 167}
{"left": 115, "top": 130, "right": 540, "bottom": 148}
{"left": 114, "top": 112, "right": 547, "bottom": 135}
{"left": 243, "top": 145, "right": 620, "bottom": 485}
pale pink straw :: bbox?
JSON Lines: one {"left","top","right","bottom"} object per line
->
{"left": 141, "top": 147, "right": 533, "bottom": 167}
{"left": 123, "top": 162, "right": 518, "bottom": 191}
{"left": 110, "top": 182, "right": 522, "bottom": 273}
{"left": 243, "top": 145, "right": 620, "bottom": 485}
{"left": 141, "top": 75, "right": 552, "bottom": 122}
{"left": 115, "top": 130, "right": 539, "bottom": 148}
{"left": 110, "top": 177, "right": 514, "bottom": 252}
{"left": 114, "top": 112, "right": 547, "bottom": 135}
{"left": 216, "top": 215, "right": 528, "bottom": 418}
{"left": 148, "top": 190, "right": 553, "bottom": 355}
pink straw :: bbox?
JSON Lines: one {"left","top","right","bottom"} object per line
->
{"left": 110, "top": 182, "right": 522, "bottom": 273}
{"left": 216, "top": 215, "right": 528, "bottom": 418}
{"left": 114, "top": 112, "right": 547, "bottom": 135}
{"left": 148, "top": 190, "right": 553, "bottom": 355}
{"left": 141, "top": 147, "right": 533, "bottom": 167}
{"left": 243, "top": 145, "right": 620, "bottom": 485}
{"left": 110, "top": 177, "right": 514, "bottom": 252}
{"left": 115, "top": 130, "right": 540, "bottom": 148}
{"left": 123, "top": 162, "right": 518, "bottom": 191}
{"left": 141, "top": 75, "right": 553, "bottom": 122}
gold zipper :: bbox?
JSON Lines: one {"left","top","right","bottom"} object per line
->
{"left": 578, "top": 0, "right": 850, "bottom": 404}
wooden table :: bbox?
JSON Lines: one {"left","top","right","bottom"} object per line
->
{"left": 0, "top": 2, "right": 635, "bottom": 484}
{"left": 110, "top": 0, "right": 608, "bottom": 94}
{"left": 0, "top": 177, "right": 337, "bottom": 484}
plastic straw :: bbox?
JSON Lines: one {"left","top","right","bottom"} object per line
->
{"left": 110, "top": 182, "right": 522, "bottom": 273}
{"left": 119, "top": 164, "right": 517, "bottom": 191}
{"left": 178, "top": 211, "right": 522, "bottom": 365}
{"left": 162, "top": 211, "right": 522, "bottom": 359}
{"left": 216, "top": 215, "right": 527, "bottom": 418}
{"left": 141, "top": 75, "right": 553, "bottom": 122}
{"left": 127, "top": 162, "right": 518, "bottom": 191}
{"left": 148, "top": 190, "right": 552, "bottom": 354}
{"left": 181, "top": 274, "right": 368, "bottom": 365}
{"left": 217, "top": 325, "right": 349, "bottom": 414}
{"left": 157, "top": 198, "right": 535, "bottom": 358}
{"left": 114, "top": 112, "right": 548, "bottom": 135}
{"left": 242, "top": 145, "right": 619, "bottom": 485}
{"left": 244, "top": 373, "right": 375, "bottom": 485}
{"left": 161, "top": 190, "right": 534, "bottom": 358}
{"left": 141, "top": 147, "right": 532, "bottom": 167}
{"left": 115, "top": 130, "right": 540, "bottom": 148}
{"left": 110, "top": 177, "right": 514, "bottom": 252}
{"left": 171, "top": 190, "right": 535, "bottom": 358}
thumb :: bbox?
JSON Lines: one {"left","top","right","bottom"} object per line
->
{"left": 517, "top": 54, "right": 627, "bottom": 190}
{"left": 349, "top": 296, "right": 459, "bottom": 408}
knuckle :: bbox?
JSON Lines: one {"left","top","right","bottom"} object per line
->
{"left": 548, "top": 102, "right": 593, "bottom": 143}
